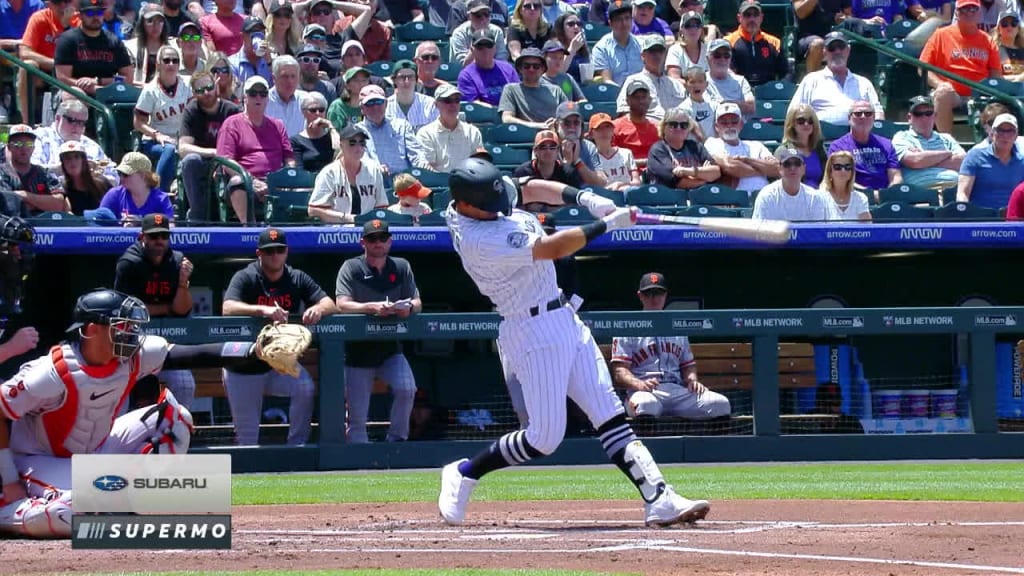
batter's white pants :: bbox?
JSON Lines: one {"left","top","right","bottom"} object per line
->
{"left": 344, "top": 353, "right": 417, "bottom": 443}
{"left": 498, "top": 307, "right": 624, "bottom": 455}
{"left": 222, "top": 367, "right": 315, "bottom": 446}
{"left": 626, "top": 384, "right": 732, "bottom": 419}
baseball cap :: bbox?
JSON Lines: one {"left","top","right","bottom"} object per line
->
{"left": 681, "top": 10, "right": 703, "bottom": 24}
{"left": 303, "top": 23, "right": 327, "bottom": 38}
{"left": 534, "top": 129, "right": 560, "bottom": 147}
{"left": 339, "top": 124, "right": 369, "bottom": 140}
{"left": 775, "top": 146, "right": 804, "bottom": 163}
{"left": 116, "top": 152, "right": 153, "bottom": 176}
{"left": 715, "top": 101, "right": 742, "bottom": 121}
{"left": 435, "top": 83, "right": 462, "bottom": 99}
{"left": 708, "top": 38, "right": 731, "bottom": 53}
{"left": 58, "top": 140, "right": 85, "bottom": 155}
{"left": 7, "top": 124, "right": 36, "bottom": 140}
{"left": 607, "top": 0, "right": 633, "bottom": 19}
{"left": 823, "top": 31, "right": 847, "bottom": 48}
{"left": 626, "top": 79, "right": 650, "bottom": 96}
{"left": 956, "top": 0, "right": 981, "bottom": 8}
{"left": 258, "top": 228, "right": 288, "bottom": 249}
{"left": 242, "top": 16, "right": 265, "bottom": 33}
{"left": 556, "top": 101, "right": 581, "bottom": 120}
{"left": 589, "top": 112, "right": 615, "bottom": 131}
{"left": 342, "top": 66, "right": 370, "bottom": 83}
{"left": 998, "top": 10, "right": 1020, "bottom": 22}
{"left": 342, "top": 39, "right": 365, "bottom": 56}
{"left": 266, "top": 0, "right": 293, "bottom": 14}
{"left": 309, "top": 0, "right": 333, "bottom": 9}
{"left": 359, "top": 84, "right": 386, "bottom": 105}
{"left": 471, "top": 29, "right": 498, "bottom": 47}
{"left": 139, "top": 3, "right": 164, "bottom": 19}
{"left": 467, "top": 0, "right": 490, "bottom": 13}
{"left": 641, "top": 34, "right": 667, "bottom": 52}
{"left": 635, "top": 0, "right": 656, "bottom": 6}
{"left": 470, "top": 147, "right": 493, "bottom": 161}
{"left": 243, "top": 75, "right": 270, "bottom": 92}
{"left": 543, "top": 39, "right": 569, "bottom": 54}
{"left": 77, "top": 0, "right": 102, "bottom": 10}
{"left": 515, "top": 47, "right": 546, "bottom": 68}
{"left": 362, "top": 219, "right": 390, "bottom": 237}
{"left": 141, "top": 213, "right": 171, "bottom": 235}
{"left": 638, "top": 272, "right": 667, "bottom": 292}
{"left": 993, "top": 113, "right": 1018, "bottom": 129}
{"left": 297, "top": 43, "right": 323, "bottom": 57}
{"left": 391, "top": 59, "right": 417, "bottom": 77}
{"left": 908, "top": 95, "right": 934, "bottom": 112}
{"left": 738, "top": 0, "right": 761, "bottom": 12}
{"left": 178, "top": 20, "right": 201, "bottom": 35}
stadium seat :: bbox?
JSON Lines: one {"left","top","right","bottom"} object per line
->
{"left": 973, "top": 76, "right": 1024, "bottom": 98}
{"left": 820, "top": 121, "right": 847, "bottom": 142}
{"left": 95, "top": 82, "right": 143, "bottom": 161}
{"left": 753, "top": 79, "right": 797, "bottom": 101}
{"left": 391, "top": 41, "right": 417, "bottom": 62}
{"left": 754, "top": 100, "right": 788, "bottom": 123}
{"left": 739, "top": 120, "right": 783, "bottom": 146}
{"left": 367, "top": 61, "right": 394, "bottom": 77}
{"left": 871, "top": 119, "right": 902, "bottom": 140}
{"left": 395, "top": 21, "right": 447, "bottom": 42}
{"left": 677, "top": 205, "right": 741, "bottom": 218}
{"left": 460, "top": 102, "right": 499, "bottom": 125}
{"left": 688, "top": 183, "right": 750, "bottom": 207}
{"left": 265, "top": 167, "right": 316, "bottom": 223}
{"left": 575, "top": 4, "right": 589, "bottom": 21}
{"left": 552, "top": 205, "right": 596, "bottom": 224}
{"left": 939, "top": 185, "right": 957, "bottom": 205}
{"left": 933, "top": 201, "right": 999, "bottom": 220}
{"left": 877, "top": 183, "right": 940, "bottom": 207}
{"left": 579, "top": 185, "right": 626, "bottom": 206}
{"left": 581, "top": 82, "right": 619, "bottom": 103}
{"left": 486, "top": 144, "right": 530, "bottom": 171}
{"left": 758, "top": 0, "right": 792, "bottom": 38}
{"left": 870, "top": 201, "right": 935, "bottom": 221}
{"left": 583, "top": 22, "right": 611, "bottom": 43}
{"left": 436, "top": 62, "right": 461, "bottom": 82}
{"left": 579, "top": 101, "right": 617, "bottom": 122}
{"left": 418, "top": 210, "right": 447, "bottom": 225}
{"left": 30, "top": 212, "right": 86, "bottom": 226}
{"left": 488, "top": 123, "right": 539, "bottom": 148}
{"left": 407, "top": 168, "right": 449, "bottom": 189}
{"left": 626, "top": 184, "right": 688, "bottom": 208}
{"left": 430, "top": 189, "right": 452, "bottom": 210}
{"left": 886, "top": 19, "right": 919, "bottom": 40}
{"left": 875, "top": 40, "right": 927, "bottom": 111}
{"left": 355, "top": 209, "right": 415, "bottom": 225}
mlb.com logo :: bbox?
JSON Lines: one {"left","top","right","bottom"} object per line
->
{"left": 883, "top": 316, "right": 895, "bottom": 327}
{"left": 427, "top": 321, "right": 439, "bottom": 332}
{"left": 733, "top": 318, "right": 744, "bottom": 328}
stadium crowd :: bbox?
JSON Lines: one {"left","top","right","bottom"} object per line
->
{"left": 0, "top": 0, "right": 1021, "bottom": 223}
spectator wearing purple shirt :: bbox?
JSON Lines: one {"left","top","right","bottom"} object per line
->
{"left": 458, "top": 29, "right": 522, "bottom": 107}
{"left": 632, "top": 0, "right": 674, "bottom": 42}
{"left": 826, "top": 100, "right": 902, "bottom": 192}
{"left": 851, "top": 0, "right": 917, "bottom": 24}
{"left": 99, "top": 152, "right": 174, "bottom": 225}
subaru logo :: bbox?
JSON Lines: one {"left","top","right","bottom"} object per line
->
{"left": 93, "top": 475, "right": 129, "bottom": 491}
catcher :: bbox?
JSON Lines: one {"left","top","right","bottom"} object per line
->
{"left": 0, "top": 288, "right": 312, "bottom": 539}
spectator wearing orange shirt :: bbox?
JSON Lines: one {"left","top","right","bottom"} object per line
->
{"left": 19, "top": 0, "right": 79, "bottom": 123}
{"left": 613, "top": 79, "right": 660, "bottom": 167}
{"left": 920, "top": 0, "right": 1002, "bottom": 133}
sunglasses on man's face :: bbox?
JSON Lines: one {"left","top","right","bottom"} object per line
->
{"left": 957, "top": 5, "right": 979, "bottom": 13}
{"left": 299, "top": 56, "right": 321, "bottom": 64}
{"left": 683, "top": 21, "right": 702, "bottom": 29}
{"left": 306, "top": 33, "right": 327, "bottom": 41}
{"left": 180, "top": 33, "right": 201, "bottom": 42}
{"left": 394, "top": 73, "right": 416, "bottom": 81}
{"left": 312, "top": 7, "right": 332, "bottom": 15}
{"left": 62, "top": 116, "right": 88, "bottom": 126}
{"left": 437, "top": 97, "right": 461, "bottom": 104}
{"left": 195, "top": 84, "right": 216, "bottom": 95}
{"left": 851, "top": 110, "right": 874, "bottom": 118}
{"left": 7, "top": 140, "right": 34, "bottom": 149}
{"left": 364, "top": 233, "right": 390, "bottom": 243}
{"left": 911, "top": 109, "right": 935, "bottom": 117}
{"left": 260, "top": 246, "right": 286, "bottom": 254}
{"left": 418, "top": 53, "right": 440, "bottom": 61}
{"left": 305, "top": 107, "right": 326, "bottom": 113}
{"left": 472, "top": 10, "right": 491, "bottom": 17}
{"left": 145, "top": 232, "right": 170, "bottom": 241}
{"left": 782, "top": 160, "right": 804, "bottom": 169}
{"left": 741, "top": 9, "right": 759, "bottom": 17}
{"left": 347, "top": 138, "right": 368, "bottom": 147}
{"left": 81, "top": 8, "right": 104, "bottom": 17}
{"left": 520, "top": 62, "right": 543, "bottom": 70}
{"left": 665, "top": 121, "right": 689, "bottom": 129}
{"left": 246, "top": 89, "right": 269, "bottom": 98}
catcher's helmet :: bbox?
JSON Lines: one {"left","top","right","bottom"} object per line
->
{"left": 449, "top": 158, "right": 516, "bottom": 215}
{"left": 0, "top": 215, "right": 35, "bottom": 315}
{"left": 0, "top": 215, "right": 35, "bottom": 246}
{"left": 66, "top": 289, "right": 150, "bottom": 359}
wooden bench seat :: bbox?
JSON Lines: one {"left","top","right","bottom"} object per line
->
{"left": 599, "top": 342, "right": 818, "bottom": 390}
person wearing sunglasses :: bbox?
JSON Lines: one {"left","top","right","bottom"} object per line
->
{"left": 820, "top": 150, "right": 871, "bottom": 220}
{"left": 113, "top": 213, "right": 197, "bottom": 409}
{"left": 958, "top": 112, "right": 1024, "bottom": 209}
{"left": 457, "top": 29, "right": 520, "bottom": 107}
{"left": 199, "top": 0, "right": 244, "bottom": 57}
{"left": 291, "top": 91, "right": 338, "bottom": 173}
{"left": 540, "top": 39, "right": 584, "bottom": 101}
{"left": 355, "top": 84, "right": 430, "bottom": 177}
{"left": 178, "top": 70, "right": 240, "bottom": 222}
{"left": 176, "top": 20, "right": 207, "bottom": 80}
{"left": 508, "top": 0, "right": 554, "bottom": 61}
{"left": 646, "top": 106, "right": 719, "bottom": 187}
{"left": 216, "top": 75, "right": 296, "bottom": 223}
{"left": 412, "top": 41, "right": 446, "bottom": 97}
{"left": 53, "top": 0, "right": 134, "bottom": 95}
{"left": 827, "top": 100, "right": 902, "bottom": 193}
{"left": 778, "top": 103, "right": 827, "bottom": 187}
{"left": 387, "top": 60, "right": 439, "bottom": 132}
{"left": 264, "top": 0, "right": 301, "bottom": 59}
{"left": 891, "top": 95, "right": 965, "bottom": 191}
{"left": 751, "top": 146, "right": 832, "bottom": 221}
{"left": 446, "top": 0, "right": 508, "bottom": 33}
{"left": 234, "top": 16, "right": 273, "bottom": 89}
{"left": 553, "top": 12, "right": 590, "bottom": 82}
{"left": 18, "top": 0, "right": 78, "bottom": 123}
{"left": 450, "top": 0, "right": 510, "bottom": 65}
{"left": 58, "top": 139, "right": 112, "bottom": 216}
{"left": 787, "top": 31, "right": 882, "bottom": 127}
{"left": 991, "top": 9, "right": 1024, "bottom": 80}
{"left": 308, "top": 124, "right": 389, "bottom": 224}
{"left": 615, "top": 34, "right": 686, "bottom": 122}
{"left": 297, "top": 44, "right": 337, "bottom": 102}
{"left": 135, "top": 44, "right": 193, "bottom": 192}
{"left": 704, "top": 38, "right": 756, "bottom": 118}
{"left": 221, "top": 227, "right": 333, "bottom": 447}
{"left": 704, "top": 101, "right": 779, "bottom": 194}
{"left": 613, "top": 80, "right": 661, "bottom": 167}
{"left": 513, "top": 130, "right": 584, "bottom": 198}
{"left": 126, "top": 2, "right": 168, "bottom": 83}
{"left": 99, "top": 151, "right": 174, "bottom": 225}
{"left": 335, "top": 218, "right": 423, "bottom": 444}
{"left": 666, "top": 11, "right": 708, "bottom": 80}
{"left": 792, "top": 0, "right": 852, "bottom": 74}
{"left": 31, "top": 99, "right": 118, "bottom": 184}
{"left": 499, "top": 47, "right": 568, "bottom": 129}
{"left": 0, "top": 124, "right": 68, "bottom": 216}
{"left": 592, "top": 0, "right": 643, "bottom": 85}
{"left": 416, "top": 84, "right": 485, "bottom": 172}
{"left": 920, "top": 0, "right": 1003, "bottom": 133}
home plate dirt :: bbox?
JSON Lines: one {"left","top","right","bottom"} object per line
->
{"left": 5, "top": 500, "right": 1024, "bottom": 575}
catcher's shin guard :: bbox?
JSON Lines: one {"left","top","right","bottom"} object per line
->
{"left": 140, "top": 388, "right": 194, "bottom": 454}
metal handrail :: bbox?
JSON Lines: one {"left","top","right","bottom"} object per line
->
{"left": 841, "top": 28, "right": 1024, "bottom": 120}
{"left": 209, "top": 156, "right": 256, "bottom": 225}
{"left": 0, "top": 49, "right": 121, "bottom": 153}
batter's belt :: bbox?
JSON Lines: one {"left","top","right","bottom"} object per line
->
{"left": 528, "top": 293, "right": 570, "bottom": 317}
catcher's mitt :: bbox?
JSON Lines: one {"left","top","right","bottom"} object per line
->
{"left": 256, "top": 323, "right": 313, "bottom": 377}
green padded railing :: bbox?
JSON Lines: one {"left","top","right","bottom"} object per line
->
{"left": 209, "top": 155, "right": 256, "bottom": 225}
{"left": 840, "top": 28, "right": 1024, "bottom": 121}
{"left": 0, "top": 49, "right": 120, "bottom": 154}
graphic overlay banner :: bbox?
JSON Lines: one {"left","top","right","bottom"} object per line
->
{"left": 71, "top": 515, "right": 231, "bottom": 549}
{"left": 72, "top": 454, "right": 231, "bottom": 513}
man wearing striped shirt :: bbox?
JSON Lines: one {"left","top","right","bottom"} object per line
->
{"left": 386, "top": 60, "right": 440, "bottom": 133}
{"left": 417, "top": 84, "right": 484, "bottom": 172}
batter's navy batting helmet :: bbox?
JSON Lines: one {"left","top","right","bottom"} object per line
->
{"left": 67, "top": 289, "right": 150, "bottom": 359}
{"left": 449, "top": 158, "right": 516, "bottom": 215}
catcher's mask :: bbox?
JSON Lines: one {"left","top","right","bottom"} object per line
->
{"left": 0, "top": 215, "right": 35, "bottom": 316}
{"left": 67, "top": 289, "right": 150, "bottom": 360}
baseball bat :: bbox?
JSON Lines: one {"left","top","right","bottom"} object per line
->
{"left": 634, "top": 212, "right": 791, "bottom": 244}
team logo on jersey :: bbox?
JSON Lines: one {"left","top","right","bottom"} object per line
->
{"left": 93, "top": 475, "right": 129, "bottom": 492}
{"left": 507, "top": 232, "right": 529, "bottom": 248}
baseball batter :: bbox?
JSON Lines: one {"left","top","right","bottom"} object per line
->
{"left": 438, "top": 158, "right": 711, "bottom": 527}
{"left": 0, "top": 289, "right": 298, "bottom": 538}
{"left": 611, "top": 273, "right": 731, "bottom": 420}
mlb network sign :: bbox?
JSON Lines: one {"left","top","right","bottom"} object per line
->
{"left": 71, "top": 454, "right": 231, "bottom": 549}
